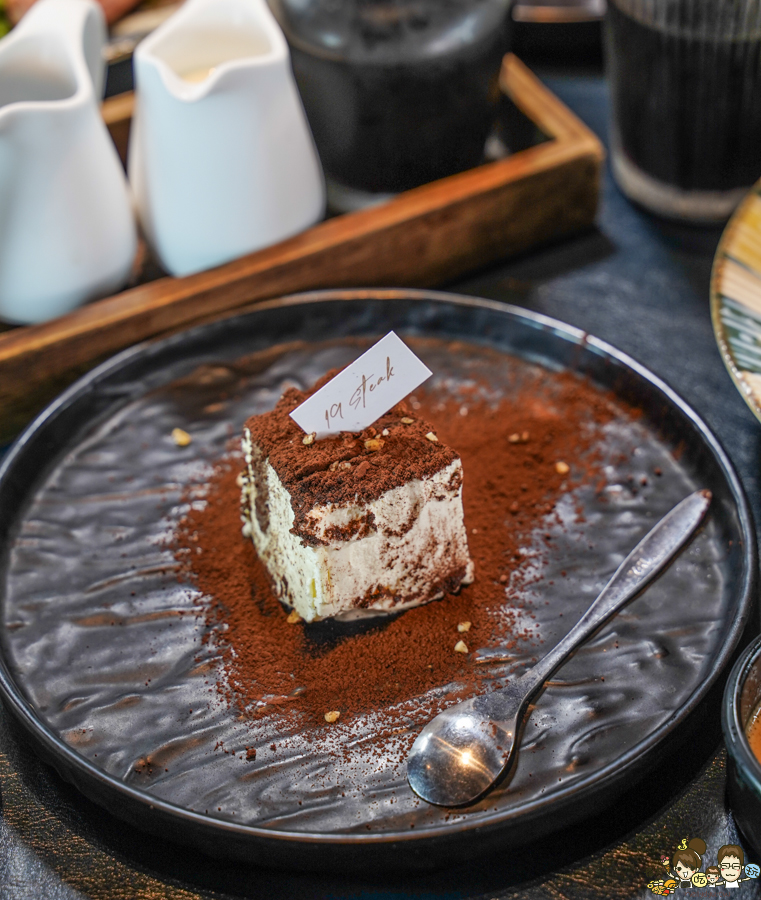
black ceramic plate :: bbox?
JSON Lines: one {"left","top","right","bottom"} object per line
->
{"left": 0, "top": 290, "right": 755, "bottom": 872}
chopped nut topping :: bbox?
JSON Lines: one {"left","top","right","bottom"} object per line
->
{"left": 364, "top": 438, "right": 385, "bottom": 452}
{"left": 286, "top": 609, "right": 302, "bottom": 624}
{"left": 381, "top": 428, "right": 390, "bottom": 436}
{"left": 454, "top": 640, "right": 469, "bottom": 654}
{"left": 508, "top": 433, "right": 520, "bottom": 443}
{"left": 324, "top": 710, "right": 340, "bottom": 723}
{"left": 302, "top": 432, "right": 316, "bottom": 446}
{"left": 172, "top": 427, "right": 192, "bottom": 447}
{"left": 508, "top": 432, "right": 530, "bottom": 444}
{"left": 236, "top": 471, "right": 246, "bottom": 488}
{"left": 457, "top": 621, "right": 472, "bottom": 633}
{"left": 329, "top": 459, "right": 352, "bottom": 472}
{"left": 425, "top": 432, "right": 438, "bottom": 442}
{"left": 499, "top": 574, "right": 508, "bottom": 584}
{"left": 400, "top": 417, "right": 415, "bottom": 425}
{"left": 555, "top": 461, "right": 570, "bottom": 475}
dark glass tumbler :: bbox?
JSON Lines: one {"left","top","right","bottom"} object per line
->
{"left": 268, "top": 0, "right": 512, "bottom": 211}
{"left": 606, "top": 0, "right": 761, "bottom": 223}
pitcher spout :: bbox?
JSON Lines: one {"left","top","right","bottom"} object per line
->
{"left": 138, "top": 0, "right": 287, "bottom": 101}
{"left": 5, "top": 0, "right": 107, "bottom": 100}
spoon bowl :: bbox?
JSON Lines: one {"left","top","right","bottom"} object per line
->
{"left": 407, "top": 685, "right": 525, "bottom": 807}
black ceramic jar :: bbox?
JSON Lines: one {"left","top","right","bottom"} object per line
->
{"left": 723, "top": 635, "right": 761, "bottom": 863}
{"left": 268, "top": 0, "right": 512, "bottom": 208}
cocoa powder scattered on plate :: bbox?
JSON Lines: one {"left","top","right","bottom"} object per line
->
{"left": 173, "top": 370, "right": 618, "bottom": 731}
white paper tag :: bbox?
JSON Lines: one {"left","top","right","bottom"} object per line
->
{"left": 289, "top": 332, "right": 432, "bottom": 437}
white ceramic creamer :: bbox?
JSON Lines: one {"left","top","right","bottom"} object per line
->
{"left": 129, "top": 0, "right": 326, "bottom": 277}
{"left": 0, "top": 0, "right": 137, "bottom": 324}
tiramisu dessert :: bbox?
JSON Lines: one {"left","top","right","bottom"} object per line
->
{"left": 240, "top": 384, "right": 474, "bottom": 622}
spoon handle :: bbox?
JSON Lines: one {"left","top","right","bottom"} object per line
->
{"left": 516, "top": 489, "right": 711, "bottom": 700}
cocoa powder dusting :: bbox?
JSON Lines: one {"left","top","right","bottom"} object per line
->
{"left": 173, "top": 369, "right": 618, "bottom": 736}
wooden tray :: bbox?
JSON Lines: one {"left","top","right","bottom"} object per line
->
{"left": 0, "top": 54, "right": 604, "bottom": 444}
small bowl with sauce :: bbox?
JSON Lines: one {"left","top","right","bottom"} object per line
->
{"left": 723, "top": 634, "right": 761, "bottom": 858}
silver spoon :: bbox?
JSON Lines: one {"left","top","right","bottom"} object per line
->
{"left": 407, "top": 489, "right": 712, "bottom": 807}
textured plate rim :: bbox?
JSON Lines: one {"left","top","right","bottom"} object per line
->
{"left": 0, "top": 288, "right": 755, "bottom": 848}
{"left": 710, "top": 181, "right": 761, "bottom": 424}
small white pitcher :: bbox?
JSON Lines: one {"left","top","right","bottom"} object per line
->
{"left": 129, "top": 0, "right": 326, "bottom": 278}
{"left": 0, "top": 0, "right": 137, "bottom": 324}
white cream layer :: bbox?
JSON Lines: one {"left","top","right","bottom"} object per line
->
{"left": 241, "top": 432, "right": 473, "bottom": 622}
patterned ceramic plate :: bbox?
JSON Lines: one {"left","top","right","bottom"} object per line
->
{"left": 711, "top": 182, "right": 761, "bottom": 420}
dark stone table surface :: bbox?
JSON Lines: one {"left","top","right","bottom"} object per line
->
{"left": 2, "top": 70, "right": 761, "bottom": 899}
